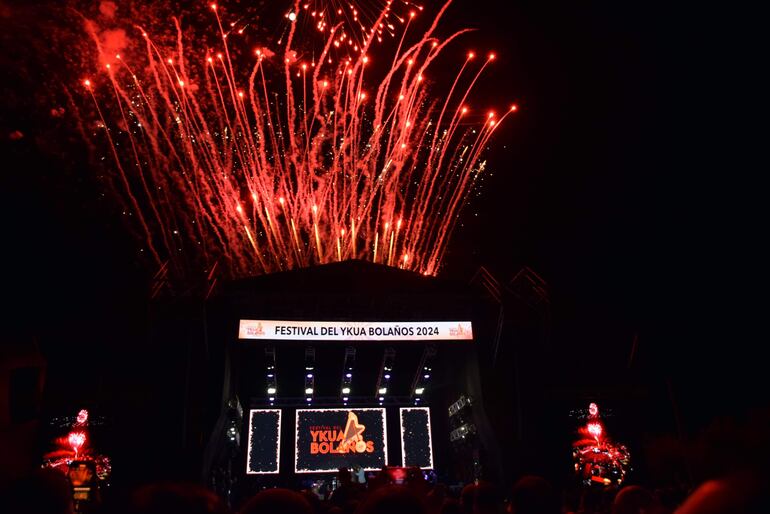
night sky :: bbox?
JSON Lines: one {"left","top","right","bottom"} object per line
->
{"left": 0, "top": 0, "right": 763, "bottom": 441}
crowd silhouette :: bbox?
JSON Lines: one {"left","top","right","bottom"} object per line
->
{"left": 3, "top": 462, "right": 768, "bottom": 514}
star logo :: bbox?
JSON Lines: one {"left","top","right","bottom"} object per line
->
{"left": 339, "top": 412, "right": 367, "bottom": 452}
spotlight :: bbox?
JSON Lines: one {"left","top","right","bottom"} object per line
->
{"left": 415, "top": 387, "right": 424, "bottom": 395}
{"left": 342, "top": 387, "right": 351, "bottom": 394}
{"left": 305, "top": 388, "right": 314, "bottom": 394}
{"left": 267, "top": 387, "right": 277, "bottom": 394}
{"left": 378, "top": 387, "right": 387, "bottom": 394}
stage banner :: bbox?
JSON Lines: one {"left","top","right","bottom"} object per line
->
{"left": 400, "top": 407, "right": 434, "bottom": 469}
{"left": 239, "top": 320, "right": 473, "bottom": 341}
{"left": 295, "top": 408, "right": 388, "bottom": 473}
{"left": 246, "top": 409, "right": 282, "bottom": 474}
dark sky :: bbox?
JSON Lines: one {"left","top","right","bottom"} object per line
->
{"left": 1, "top": 0, "right": 764, "bottom": 432}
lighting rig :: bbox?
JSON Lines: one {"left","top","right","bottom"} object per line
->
{"left": 411, "top": 345, "right": 436, "bottom": 405}
{"left": 265, "top": 346, "right": 277, "bottom": 405}
{"left": 448, "top": 394, "right": 476, "bottom": 441}
{"left": 304, "top": 347, "right": 316, "bottom": 404}
{"left": 375, "top": 348, "right": 396, "bottom": 405}
{"left": 340, "top": 347, "right": 356, "bottom": 405}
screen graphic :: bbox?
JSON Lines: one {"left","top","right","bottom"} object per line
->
{"left": 239, "top": 320, "right": 473, "bottom": 341}
{"left": 400, "top": 407, "right": 434, "bottom": 469}
{"left": 246, "top": 409, "right": 282, "bottom": 474}
{"left": 295, "top": 408, "right": 387, "bottom": 473}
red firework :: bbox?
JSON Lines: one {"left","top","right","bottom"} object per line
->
{"left": 79, "top": 0, "right": 515, "bottom": 283}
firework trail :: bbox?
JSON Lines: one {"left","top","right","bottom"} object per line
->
{"left": 280, "top": 0, "right": 421, "bottom": 50}
{"left": 79, "top": 0, "right": 516, "bottom": 284}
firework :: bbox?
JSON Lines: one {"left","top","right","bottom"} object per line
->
{"left": 79, "top": 0, "right": 515, "bottom": 285}
{"left": 572, "top": 403, "right": 631, "bottom": 487}
{"left": 42, "top": 409, "right": 112, "bottom": 482}
{"left": 284, "top": 0, "right": 422, "bottom": 49}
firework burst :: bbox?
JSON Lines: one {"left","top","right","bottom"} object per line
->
{"left": 78, "top": 0, "right": 516, "bottom": 286}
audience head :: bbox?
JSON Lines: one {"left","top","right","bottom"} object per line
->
{"left": 509, "top": 475, "right": 559, "bottom": 514}
{"left": 441, "top": 498, "right": 462, "bottom": 514}
{"left": 239, "top": 487, "right": 313, "bottom": 514}
{"left": 1, "top": 468, "right": 75, "bottom": 514}
{"left": 474, "top": 481, "right": 503, "bottom": 514}
{"left": 460, "top": 483, "right": 479, "bottom": 514}
{"left": 300, "top": 489, "right": 323, "bottom": 514}
{"left": 674, "top": 473, "right": 766, "bottom": 514}
{"left": 127, "top": 481, "right": 229, "bottom": 514}
{"left": 612, "top": 485, "right": 653, "bottom": 514}
{"left": 355, "top": 485, "right": 427, "bottom": 514}
{"left": 426, "top": 484, "right": 448, "bottom": 513}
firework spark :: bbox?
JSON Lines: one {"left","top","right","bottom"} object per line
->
{"left": 287, "top": 0, "right": 421, "bottom": 49}
{"left": 79, "top": 0, "right": 515, "bottom": 284}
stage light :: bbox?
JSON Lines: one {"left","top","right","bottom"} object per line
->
{"left": 267, "top": 387, "right": 277, "bottom": 394}
{"left": 379, "top": 396, "right": 384, "bottom": 401}
{"left": 411, "top": 345, "right": 435, "bottom": 399}
{"left": 342, "top": 387, "right": 351, "bottom": 394}
{"left": 305, "top": 388, "right": 314, "bottom": 394}
{"left": 307, "top": 373, "right": 313, "bottom": 378}
{"left": 343, "top": 397, "right": 349, "bottom": 401}
{"left": 376, "top": 347, "right": 396, "bottom": 400}
{"left": 269, "top": 397, "right": 275, "bottom": 401}
{"left": 346, "top": 373, "right": 352, "bottom": 378}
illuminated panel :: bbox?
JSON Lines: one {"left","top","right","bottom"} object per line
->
{"left": 246, "top": 409, "right": 281, "bottom": 474}
{"left": 239, "top": 320, "right": 473, "bottom": 341}
{"left": 295, "top": 408, "right": 388, "bottom": 473}
{"left": 400, "top": 407, "right": 434, "bottom": 469}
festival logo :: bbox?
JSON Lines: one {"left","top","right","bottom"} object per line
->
{"left": 310, "top": 412, "right": 375, "bottom": 455}
{"left": 449, "top": 323, "right": 470, "bottom": 337}
{"left": 245, "top": 322, "right": 265, "bottom": 336}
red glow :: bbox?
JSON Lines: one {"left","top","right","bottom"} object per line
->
{"left": 68, "top": 431, "right": 86, "bottom": 454}
{"left": 77, "top": 0, "right": 514, "bottom": 282}
{"left": 76, "top": 409, "right": 89, "bottom": 425}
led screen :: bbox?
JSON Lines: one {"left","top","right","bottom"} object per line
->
{"left": 246, "top": 409, "right": 282, "bottom": 474}
{"left": 295, "top": 408, "right": 388, "bottom": 473}
{"left": 400, "top": 407, "right": 434, "bottom": 469}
